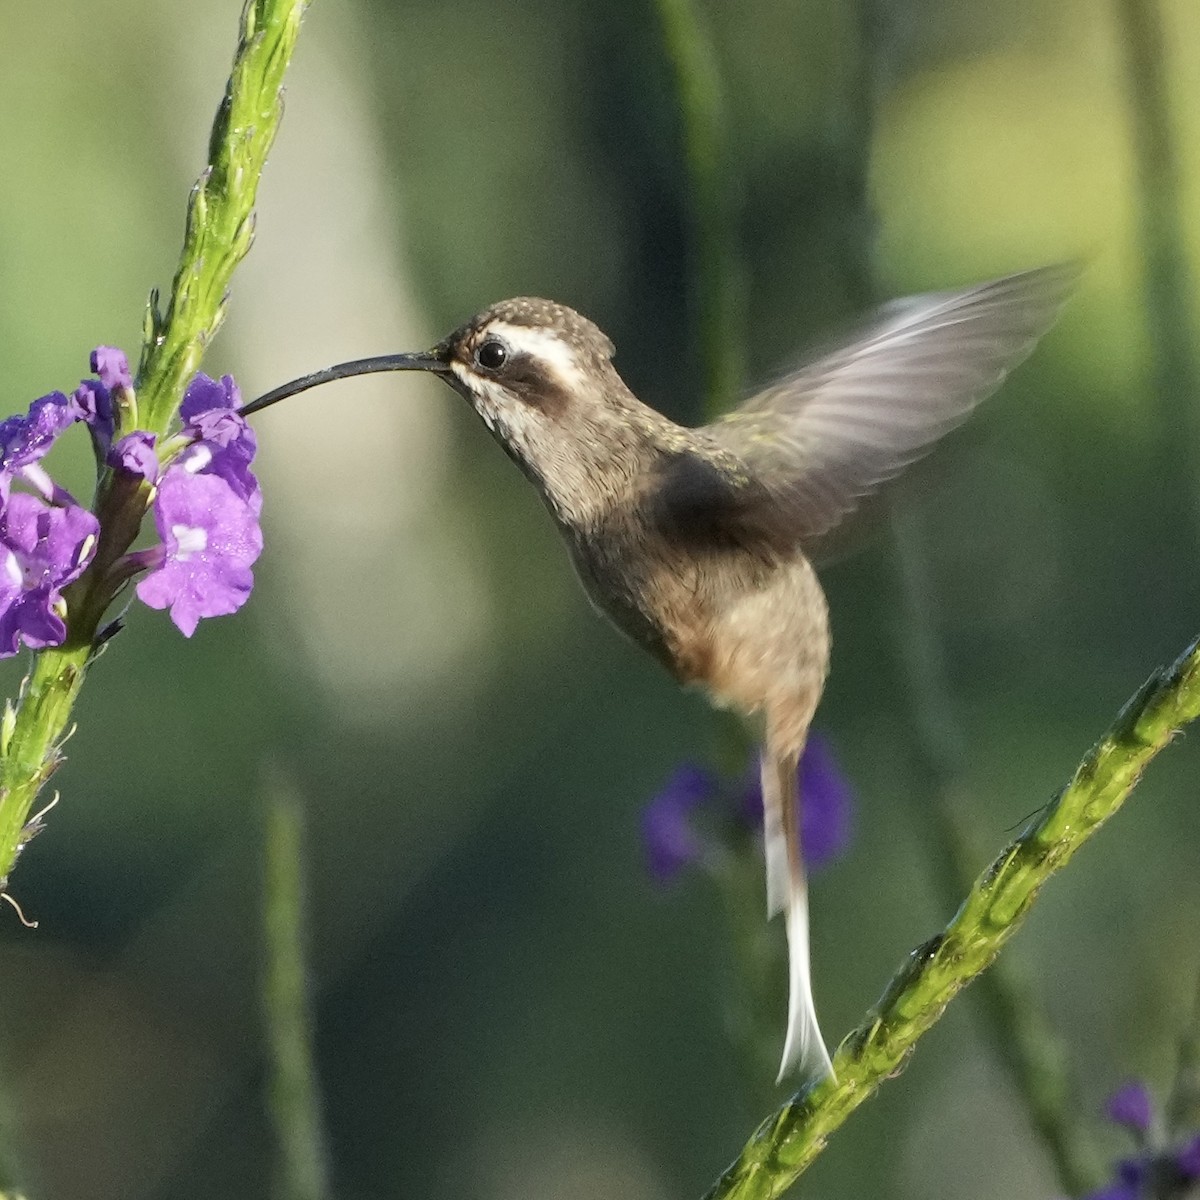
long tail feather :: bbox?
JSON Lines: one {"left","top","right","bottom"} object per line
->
{"left": 762, "top": 750, "right": 790, "bottom": 919}
{"left": 761, "top": 747, "right": 835, "bottom": 1082}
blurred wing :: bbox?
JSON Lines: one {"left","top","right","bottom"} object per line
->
{"left": 702, "top": 264, "right": 1077, "bottom": 547}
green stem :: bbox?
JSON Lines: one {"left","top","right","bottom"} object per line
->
{"left": 702, "top": 633, "right": 1200, "bottom": 1200}
{"left": 1114, "top": 0, "right": 1200, "bottom": 528}
{"left": 651, "top": 0, "right": 743, "bottom": 416}
{"left": 0, "top": 644, "right": 91, "bottom": 889}
{"left": 136, "top": 0, "right": 310, "bottom": 436}
{"left": 263, "top": 776, "right": 330, "bottom": 1200}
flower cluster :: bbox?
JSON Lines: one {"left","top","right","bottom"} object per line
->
{"left": 0, "top": 347, "right": 262, "bottom": 655}
{"left": 1080, "top": 1081, "right": 1200, "bottom": 1199}
{"left": 641, "top": 733, "right": 854, "bottom": 883}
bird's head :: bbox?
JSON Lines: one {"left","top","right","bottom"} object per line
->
{"left": 243, "top": 297, "right": 663, "bottom": 525}
{"left": 433, "top": 297, "right": 621, "bottom": 459}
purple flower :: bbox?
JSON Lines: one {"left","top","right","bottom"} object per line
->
{"left": 0, "top": 358, "right": 105, "bottom": 656}
{"left": 135, "top": 470, "right": 262, "bottom": 637}
{"left": 642, "top": 765, "right": 717, "bottom": 883}
{"left": 90, "top": 346, "right": 131, "bottom": 393}
{"left": 179, "top": 373, "right": 259, "bottom": 508}
{"left": 1176, "top": 1135, "right": 1200, "bottom": 1180}
{"left": 181, "top": 371, "right": 237, "bottom": 423}
{"left": 70, "top": 347, "right": 131, "bottom": 455}
{"left": 0, "top": 493, "right": 98, "bottom": 656}
{"left": 0, "top": 392, "right": 78, "bottom": 493}
{"left": 1079, "top": 1158, "right": 1148, "bottom": 1199}
{"left": 126, "top": 369, "right": 263, "bottom": 637}
{"left": 1116, "top": 1159, "right": 1149, "bottom": 1189}
{"left": 1080, "top": 1081, "right": 1200, "bottom": 1200}
{"left": 1081, "top": 1183, "right": 1141, "bottom": 1200}
{"left": 642, "top": 736, "right": 854, "bottom": 884}
{"left": 1108, "top": 1082, "right": 1155, "bottom": 1136}
{"left": 108, "top": 432, "right": 159, "bottom": 483}
{"left": 742, "top": 733, "right": 854, "bottom": 870}
{"left": 72, "top": 380, "right": 114, "bottom": 450}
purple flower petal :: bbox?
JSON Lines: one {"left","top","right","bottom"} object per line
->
{"left": 1107, "top": 1082, "right": 1155, "bottom": 1135}
{"left": 177, "top": 435, "right": 260, "bottom": 511}
{"left": 798, "top": 734, "right": 854, "bottom": 869}
{"left": 1116, "top": 1157, "right": 1148, "bottom": 1187}
{"left": 90, "top": 346, "right": 131, "bottom": 393}
{"left": 1, "top": 493, "right": 98, "bottom": 582}
{"left": 108, "top": 432, "right": 159, "bottom": 483}
{"left": 181, "top": 372, "right": 239, "bottom": 423}
{"left": 1176, "top": 1134, "right": 1200, "bottom": 1180}
{"left": 186, "top": 406, "right": 248, "bottom": 450}
{"left": 71, "top": 380, "right": 114, "bottom": 448}
{"left": 0, "top": 493, "right": 99, "bottom": 657}
{"left": 70, "top": 345, "right": 131, "bottom": 453}
{"left": 135, "top": 468, "right": 262, "bottom": 637}
{"left": 742, "top": 734, "right": 854, "bottom": 871}
{"left": 642, "top": 764, "right": 717, "bottom": 883}
{"left": 0, "top": 392, "right": 77, "bottom": 475}
{"left": 177, "top": 373, "right": 260, "bottom": 508}
{"left": 1080, "top": 1183, "right": 1142, "bottom": 1200}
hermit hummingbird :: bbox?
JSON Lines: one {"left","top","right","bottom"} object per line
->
{"left": 242, "top": 264, "right": 1075, "bottom": 1080}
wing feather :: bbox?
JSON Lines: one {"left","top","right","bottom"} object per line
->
{"left": 702, "top": 264, "right": 1078, "bottom": 546}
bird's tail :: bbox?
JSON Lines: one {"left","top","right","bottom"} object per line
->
{"left": 761, "top": 746, "right": 835, "bottom": 1083}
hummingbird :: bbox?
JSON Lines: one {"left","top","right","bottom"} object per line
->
{"left": 242, "top": 264, "right": 1076, "bottom": 1081}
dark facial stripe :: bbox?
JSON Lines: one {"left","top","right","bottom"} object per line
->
{"left": 499, "top": 351, "right": 571, "bottom": 417}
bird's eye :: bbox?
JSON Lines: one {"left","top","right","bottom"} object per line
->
{"left": 475, "top": 339, "right": 508, "bottom": 371}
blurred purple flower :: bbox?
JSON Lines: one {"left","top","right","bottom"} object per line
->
{"left": 1176, "top": 1135, "right": 1200, "bottom": 1179}
{"left": 1078, "top": 1081, "right": 1200, "bottom": 1199}
{"left": 742, "top": 733, "right": 854, "bottom": 870}
{"left": 642, "top": 765, "right": 717, "bottom": 883}
{"left": 642, "top": 735, "right": 854, "bottom": 884}
{"left": 1108, "top": 1082, "right": 1155, "bottom": 1135}
{"left": 1082, "top": 1182, "right": 1141, "bottom": 1200}
{"left": 0, "top": 493, "right": 98, "bottom": 655}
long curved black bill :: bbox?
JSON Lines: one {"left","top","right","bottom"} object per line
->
{"left": 239, "top": 351, "right": 449, "bottom": 417}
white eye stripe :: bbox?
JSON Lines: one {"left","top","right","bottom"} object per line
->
{"left": 481, "top": 322, "right": 586, "bottom": 390}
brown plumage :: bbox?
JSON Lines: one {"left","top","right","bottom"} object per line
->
{"left": 243, "top": 263, "right": 1078, "bottom": 1080}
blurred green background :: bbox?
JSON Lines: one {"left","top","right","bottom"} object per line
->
{"left": 1, "top": 0, "right": 1198, "bottom": 1196}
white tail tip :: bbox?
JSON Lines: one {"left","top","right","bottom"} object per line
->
{"left": 776, "top": 882, "right": 835, "bottom": 1084}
